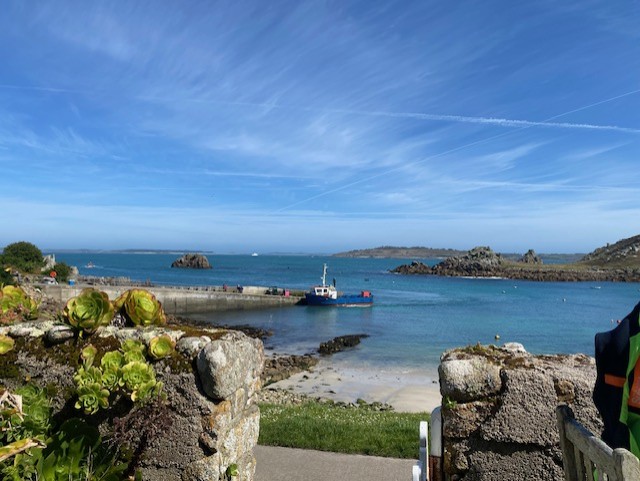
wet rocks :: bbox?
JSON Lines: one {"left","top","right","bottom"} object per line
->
{"left": 318, "top": 334, "right": 370, "bottom": 355}
{"left": 262, "top": 353, "right": 319, "bottom": 385}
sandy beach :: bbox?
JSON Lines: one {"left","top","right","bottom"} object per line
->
{"left": 264, "top": 358, "right": 441, "bottom": 413}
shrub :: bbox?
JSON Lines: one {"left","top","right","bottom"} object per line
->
{"left": 1, "top": 242, "right": 44, "bottom": 273}
{"left": 0, "top": 268, "right": 14, "bottom": 286}
{"left": 51, "top": 262, "right": 72, "bottom": 283}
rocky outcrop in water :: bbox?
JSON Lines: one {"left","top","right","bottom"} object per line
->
{"left": 392, "top": 246, "right": 640, "bottom": 282}
{"left": 439, "top": 343, "right": 600, "bottom": 481}
{"left": 171, "top": 253, "right": 212, "bottom": 269}
{"left": 520, "top": 249, "right": 542, "bottom": 264}
{"left": 318, "top": 334, "right": 370, "bottom": 355}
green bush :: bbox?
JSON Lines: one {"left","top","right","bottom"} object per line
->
{"left": 1, "top": 242, "right": 44, "bottom": 273}
{"left": 51, "top": 262, "right": 72, "bottom": 283}
{"left": 0, "top": 268, "right": 14, "bottom": 286}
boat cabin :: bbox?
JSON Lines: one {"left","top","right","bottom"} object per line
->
{"left": 312, "top": 285, "right": 338, "bottom": 299}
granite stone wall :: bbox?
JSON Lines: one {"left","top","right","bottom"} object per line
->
{"left": 438, "top": 343, "right": 601, "bottom": 481}
{"left": 0, "top": 321, "right": 265, "bottom": 481}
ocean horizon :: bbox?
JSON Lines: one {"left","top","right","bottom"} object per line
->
{"left": 54, "top": 252, "right": 640, "bottom": 380}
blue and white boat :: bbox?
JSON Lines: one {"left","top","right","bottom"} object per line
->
{"left": 305, "top": 264, "right": 373, "bottom": 307}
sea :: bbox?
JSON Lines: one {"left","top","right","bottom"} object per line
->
{"left": 53, "top": 252, "right": 640, "bottom": 379}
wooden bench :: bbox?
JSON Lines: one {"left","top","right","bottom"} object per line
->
{"left": 556, "top": 405, "right": 640, "bottom": 480}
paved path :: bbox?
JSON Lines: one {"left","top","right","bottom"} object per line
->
{"left": 254, "top": 445, "right": 416, "bottom": 481}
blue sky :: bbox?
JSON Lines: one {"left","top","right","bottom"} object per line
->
{"left": 1, "top": 1, "right": 639, "bottom": 254}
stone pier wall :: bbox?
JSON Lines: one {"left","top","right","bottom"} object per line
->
{"left": 41, "top": 284, "right": 302, "bottom": 314}
{"left": 0, "top": 321, "right": 265, "bottom": 481}
{"left": 438, "top": 343, "right": 602, "bottom": 481}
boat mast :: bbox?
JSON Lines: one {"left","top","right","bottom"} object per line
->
{"left": 322, "top": 263, "right": 328, "bottom": 287}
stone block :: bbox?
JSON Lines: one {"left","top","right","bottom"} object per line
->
{"left": 439, "top": 357, "right": 502, "bottom": 403}
{"left": 442, "top": 400, "right": 496, "bottom": 438}
{"left": 480, "top": 369, "right": 557, "bottom": 446}
{"left": 197, "top": 331, "right": 264, "bottom": 400}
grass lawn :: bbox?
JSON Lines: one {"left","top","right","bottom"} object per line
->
{"left": 258, "top": 401, "right": 430, "bottom": 459}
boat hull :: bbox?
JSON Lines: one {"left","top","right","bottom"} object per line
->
{"left": 305, "top": 293, "right": 373, "bottom": 307}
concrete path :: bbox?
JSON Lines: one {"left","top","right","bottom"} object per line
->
{"left": 254, "top": 445, "right": 416, "bottom": 481}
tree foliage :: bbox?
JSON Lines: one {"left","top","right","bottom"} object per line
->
{"left": 52, "top": 262, "right": 72, "bottom": 282}
{"left": 1, "top": 242, "right": 44, "bottom": 273}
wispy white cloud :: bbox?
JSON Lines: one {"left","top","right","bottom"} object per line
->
{"left": 1, "top": 0, "right": 639, "bottom": 252}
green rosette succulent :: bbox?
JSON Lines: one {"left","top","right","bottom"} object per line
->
{"left": 121, "top": 361, "right": 157, "bottom": 402}
{"left": 123, "top": 349, "right": 146, "bottom": 364}
{"left": 121, "top": 339, "right": 147, "bottom": 363}
{"left": 73, "top": 365, "right": 103, "bottom": 388}
{"left": 100, "top": 367, "right": 121, "bottom": 390}
{"left": 15, "top": 385, "right": 51, "bottom": 438}
{"left": 132, "top": 380, "right": 163, "bottom": 404}
{"left": 121, "top": 338, "right": 146, "bottom": 354}
{"left": 114, "top": 289, "right": 166, "bottom": 326}
{"left": 0, "top": 285, "right": 39, "bottom": 321}
{"left": 80, "top": 344, "right": 98, "bottom": 367}
{"left": 75, "top": 382, "right": 110, "bottom": 414}
{"left": 148, "top": 334, "right": 175, "bottom": 360}
{"left": 63, "top": 288, "right": 114, "bottom": 335}
{"left": 100, "top": 350, "right": 124, "bottom": 371}
{"left": 0, "top": 334, "right": 15, "bottom": 354}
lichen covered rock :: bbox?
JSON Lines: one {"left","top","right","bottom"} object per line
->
{"left": 439, "top": 344, "right": 599, "bottom": 481}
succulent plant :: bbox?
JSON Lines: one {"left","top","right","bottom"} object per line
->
{"left": 100, "top": 350, "right": 124, "bottom": 371}
{"left": 121, "top": 338, "right": 147, "bottom": 363}
{"left": 121, "top": 338, "right": 146, "bottom": 354}
{"left": 100, "top": 350, "right": 125, "bottom": 390}
{"left": 114, "top": 289, "right": 166, "bottom": 326}
{"left": 131, "top": 380, "right": 163, "bottom": 404}
{"left": 226, "top": 463, "right": 239, "bottom": 478}
{"left": 15, "top": 384, "right": 51, "bottom": 438}
{"left": 100, "top": 367, "right": 121, "bottom": 390}
{"left": 121, "top": 361, "right": 158, "bottom": 403}
{"left": 148, "top": 334, "right": 175, "bottom": 360}
{"left": 75, "top": 382, "right": 110, "bottom": 414}
{"left": 73, "top": 366, "right": 103, "bottom": 388}
{"left": 123, "top": 349, "right": 146, "bottom": 364}
{"left": 0, "top": 334, "right": 14, "bottom": 355}
{"left": 0, "top": 285, "right": 39, "bottom": 321}
{"left": 63, "top": 288, "right": 114, "bottom": 335}
{"left": 80, "top": 344, "right": 98, "bottom": 367}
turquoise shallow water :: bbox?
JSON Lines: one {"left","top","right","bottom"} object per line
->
{"left": 55, "top": 253, "right": 640, "bottom": 372}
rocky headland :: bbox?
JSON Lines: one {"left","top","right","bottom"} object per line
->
{"left": 392, "top": 236, "right": 640, "bottom": 282}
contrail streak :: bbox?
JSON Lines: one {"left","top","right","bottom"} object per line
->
{"left": 343, "top": 110, "right": 640, "bottom": 134}
{"left": 2, "top": 84, "right": 639, "bottom": 133}
{"left": 274, "top": 88, "right": 640, "bottom": 213}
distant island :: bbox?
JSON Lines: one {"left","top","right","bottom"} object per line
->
{"left": 333, "top": 246, "right": 467, "bottom": 258}
{"left": 391, "top": 235, "right": 640, "bottom": 282}
{"left": 332, "top": 245, "right": 584, "bottom": 263}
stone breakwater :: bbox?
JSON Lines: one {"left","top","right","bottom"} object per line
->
{"left": 438, "top": 343, "right": 600, "bottom": 481}
{"left": 41, "top": 283, "right": 303, "bottom": 315}
{"left": 0, "top": 320, "right": 265, "bottom": 481}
